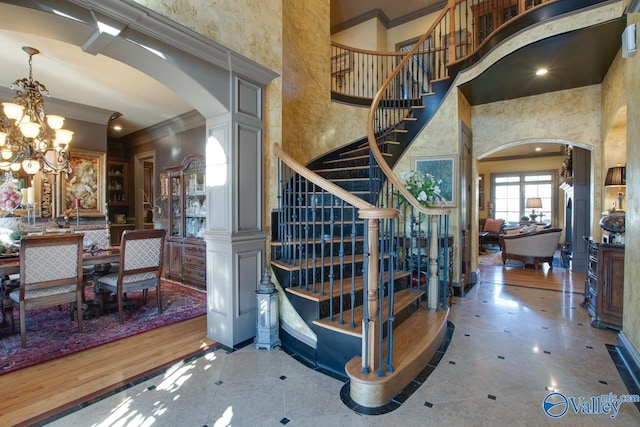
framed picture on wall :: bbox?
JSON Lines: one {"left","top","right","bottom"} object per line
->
{"left": 413, "top": 155, "right": 456, "bottom": 206}
{"left": 62, "top": 149, "right": 106, "bottom": 216}
{"left": 479, "top": 193, "right": 485, "bottom": 210}
{"left": 479, "top": 174, "right": 485, "bottom": 192}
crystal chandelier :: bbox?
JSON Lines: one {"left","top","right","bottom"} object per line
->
{"left": 0, "top": 46, "right": 73, "bottom": 175}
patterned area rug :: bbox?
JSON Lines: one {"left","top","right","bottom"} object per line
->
{"left": 0, "top": 279, "right": 206, "bottom": 375}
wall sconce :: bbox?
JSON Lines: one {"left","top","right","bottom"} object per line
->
{"left": 605, "top": 165, "right": 626, "bottom": 211}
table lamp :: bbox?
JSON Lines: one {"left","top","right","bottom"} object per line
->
{"left": 525, "top": 197, "right": 543, "bottom": 221}
{"left": 605, "top": 165, "right": 626, "bottom": 211}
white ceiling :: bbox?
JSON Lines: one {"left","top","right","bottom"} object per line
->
{"left": 0, "top": 2, "right": 192, "bottom": 137}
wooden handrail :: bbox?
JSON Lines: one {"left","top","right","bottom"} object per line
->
{"left": 273, "top": 143, "right": 374, "bottom": 210}
{"left": 332, "top": 41, "right": 406, "bottom": 57}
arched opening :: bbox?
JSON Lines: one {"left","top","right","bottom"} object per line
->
{"left": 477, "top": 139, "right": 592, "bottom": 273}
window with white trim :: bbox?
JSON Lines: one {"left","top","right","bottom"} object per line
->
{"left": 492, "top": 171, "right": 556, "bottom": 224}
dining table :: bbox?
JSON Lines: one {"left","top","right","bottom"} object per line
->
{"left": 0, "top": 246, "right": 120, "bottom": 325}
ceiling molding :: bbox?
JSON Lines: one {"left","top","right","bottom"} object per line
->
{"left": 123, "top": 109, "right": 204, "bottom": 147}
{"left": 479, "top": 152, "right": 565, "bottom": 163}
{"left": 331, "top": 9, "right": 388, "bottom": 35}
{"left": 71, "top": 0, "right": 279, "bottom": 86}
{"left": 0, "top": 86, "right": 114, "bottom": 125}
{"left": 387, "top": 1, "right": 447, "bottom": 28}
{"left": 331, "top": 1, "right": 446, "bottom": 34}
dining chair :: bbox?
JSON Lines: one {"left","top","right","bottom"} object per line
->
{"left": 95, "top": 229, "right": 166, "bottom": 324}
{"left": 8, "top": 233, "right": 84, "bottom": 348}
{"left": 72, "top": 225, "right": 114, "bottom": 302}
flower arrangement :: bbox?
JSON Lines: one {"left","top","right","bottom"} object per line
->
{"left": 397, "top": 170, "right": 443, "bottom": 208}
{"left": 0, "top": 181, "right": 22, "bottom": 214}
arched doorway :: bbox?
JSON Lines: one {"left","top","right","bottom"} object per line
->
{"left": 477, "top": 140, "right": 592, "bottom": 272}
{"left": 0, "top": 0, "right": 278, "bottom": 347}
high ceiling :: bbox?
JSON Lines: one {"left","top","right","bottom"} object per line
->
{"left": 330, "top": 0, "right": 445, "bottom": 32}
{"left": 0, "top": 1, "right": 624, "bottom": 157}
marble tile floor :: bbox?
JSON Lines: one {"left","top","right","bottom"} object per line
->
{"left": 44, "top": 281, "right": 640, "bottom": 426}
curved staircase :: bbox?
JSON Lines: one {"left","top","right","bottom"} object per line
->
{"left": 272, "top": 0, "right": 608, "bottom": 409}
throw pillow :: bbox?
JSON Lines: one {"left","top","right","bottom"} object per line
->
{"left": 483, "top": 218, "right": 504, "bottom": 234}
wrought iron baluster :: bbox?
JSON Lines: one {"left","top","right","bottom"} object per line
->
{"left": 328, "top": 194, "right": 335, "bottom": 320}
{"left": 338, "top": 199, "right": 345, "bottom": 325}
{"left": 311, "top": 189, "right": 317, "bottom": 294}
{"left": 387, "top": 217, "right": 396, "bottom": 373}
{"left": 291, "top": 172, "right": 298, "bottom": 266}
{"left": 350, "top": 207, "right": 357, "bottom": 328}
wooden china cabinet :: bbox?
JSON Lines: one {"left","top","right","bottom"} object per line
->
{"left": 162, "top": 154, "right": 206, "bottom": 290}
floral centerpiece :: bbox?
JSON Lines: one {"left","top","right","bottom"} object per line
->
{"left": 397, "top": 170, "right": 443, "bottom": 208}
{"left": 0, "top": 180, "right": 22, "bottom": 215}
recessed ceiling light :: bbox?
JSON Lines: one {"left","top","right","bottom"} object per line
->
{"left": 113, "top": 125, "right": 122, "bottom": 131}
{"left": 535, "top": 147, "right": 542, "bottom": 152}
{"left": 536, "top": 68, "right": 548, "bottom": 76}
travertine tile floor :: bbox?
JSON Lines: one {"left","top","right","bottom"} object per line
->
{"left": 46, "top": 281, "right": 640, "bottom": 426}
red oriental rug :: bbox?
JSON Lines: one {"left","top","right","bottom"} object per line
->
{"left": 0, "top": 279, "right": 206, "bottom": 375}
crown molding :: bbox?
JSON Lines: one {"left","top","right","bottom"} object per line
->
{"left": 6, "top": 0, "right": 279, "bottom": 85}
{"left": 123, "top": 109, "right": 205, "bottom": 147}
{"left": 331, "top": 1, "right": 446, "bottom": 35}
{"left": 0, "top": 86, "right": 114, "bottom": 125}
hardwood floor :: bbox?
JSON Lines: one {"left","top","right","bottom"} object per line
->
{"left": 0, "top": 265, "right": 583, "bottom": 426}
{"left": 479, "top": 263, "right": 585, "bottom": 294}
{"left": 0, "top": 315, "right": 214, "bottom": 427}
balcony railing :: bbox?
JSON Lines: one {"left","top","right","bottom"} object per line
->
{"left": 331, "top": 0, "right": 557, "bottom": 100}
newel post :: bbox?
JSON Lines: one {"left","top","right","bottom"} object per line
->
{"left": 428, "top": 214, "right": 440, "bottom": 310}
{"left": 358, "top": 207, "right": 398, "bottom": 373}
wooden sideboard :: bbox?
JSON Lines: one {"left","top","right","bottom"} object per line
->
{"left": 583, "top": 239, "right": 624, "bottom": 330}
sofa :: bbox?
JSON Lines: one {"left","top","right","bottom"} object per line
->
{"left": 499, "top": 227, "right": 562, "bottom": 269}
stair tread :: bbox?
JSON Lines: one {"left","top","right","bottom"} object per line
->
{"left": 271, "top": 236, "right": 365, "bottom": 246}
{"left": 272, "top": 253, "right": 364, "bottom": 271}
{"left": 313, "top": 165, "right": 369, "bottom": 173}
{"left": 312, "top": 287, "right": 424, "bottom": 337}
{"left": 329, "top": 177, "right": 370, "bottom": 182}
{"left": 323, "top": 155, "right": 369, "bottom": 164}
{"left": 285, "top": 270, "right": 410, "bottom": 303}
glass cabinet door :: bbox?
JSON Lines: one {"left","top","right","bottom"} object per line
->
{"left": 170, "top": 175, "right": 182, "bottom": 236}
{"left": 184, "top": 171, "right": 206, "bottom": 238}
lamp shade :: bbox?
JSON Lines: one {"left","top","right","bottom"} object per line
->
{"left": 605, "top": 166, "right": 626, "bottom": 186}
{"left": 525, "top": 197, "right": 543, "bottom": 209}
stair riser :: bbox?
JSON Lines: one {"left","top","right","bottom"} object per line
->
{"left": 271, "top": 240, "right": 365, "bottom": 260}
{"left": 316, "top": 168, "right": 370, "bottom": 180}
{"left": 277, "top": 222, "right": 366, "bottom": 240}
{"left": 275, "top": 263, "right": 406, "bottom": 293}
{"left": 280, "top": 205, "right": 361, "bottom": 222}
{"left": 322, "top": 158, "right": 370, "bottom": 169}
{"left": 273, "top": 262, "right": 365, "bottom": 289}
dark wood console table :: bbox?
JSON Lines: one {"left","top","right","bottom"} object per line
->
{"left": 582, "top": 238, "right": 624, "bottom": 330}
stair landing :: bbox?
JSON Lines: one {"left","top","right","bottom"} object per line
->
{"left": 345, "top": 307, "right": 448, "bottom": 408}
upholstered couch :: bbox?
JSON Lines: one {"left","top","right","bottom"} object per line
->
{"left": 499, "top": 227, "right": 562, "bottom": 269}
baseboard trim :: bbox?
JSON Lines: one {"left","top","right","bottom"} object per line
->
{"left": 617, "top": 332, "right": 640, "bottom": 391}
